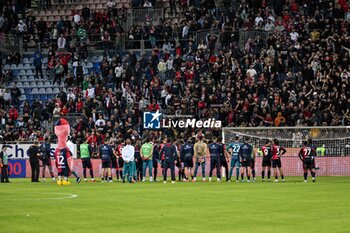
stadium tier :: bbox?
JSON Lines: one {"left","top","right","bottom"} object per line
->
{"left": 0, "top": 0, "right": 350, "bottom": 176}
{"left": 1, "top": 2, "right": 350, "bottom": 233}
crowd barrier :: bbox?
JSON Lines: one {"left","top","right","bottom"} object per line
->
{"left": 4, "top": 157, "right": 350, "bottom": 178}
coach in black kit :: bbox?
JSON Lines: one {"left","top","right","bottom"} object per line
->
{"left": 27, "top": 141, "right": 41, "bottom": 182}
{"left": 160, "top": 138, "right": 178, "bottom": 183}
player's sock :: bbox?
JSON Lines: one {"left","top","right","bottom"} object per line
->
{"left": 281, "top": 175, "right": 284, "bottom": 180}
{"left": 50, "top": 172, "right": 54, "bottom": 178}
{"left": 64, "top": 177, "right": 68, "bottom": 181}
{"left": 262, "top": 170, "right": 265, "bottom": 179}
{"left": 247, "top": 175, "right": 250, "bottom": 181}
{"left": 229, "top": 168, "right": 233, "bottom": 180}
{"left": 236, "top": 168, "right": 240, "bottom": 181}
{"left": 119, "top": 170, "right": 123, "bottom": 180}
{"left": 191, "top": 176, "right": 194, "bottom": 180}
{"left": 83, "top": 169, "right": 87, "bottom": 179}
{"left": 252, "top": 170, "right": 255, "bottom": 179}
{"left": 275, "top": 175, "right": 278, "bottom": 180}
{"left": 116, "top": 170, "right": 120, "bottom": 180}
{"left": 304, "top": 172, "right": 307, "bottom": 181}
{"left": 241, "top": 174, "right": 244, "bottom": 180}
{"left": 267, "top": 171, "right": 271, "bottom": 179}
{"left": 71, "top": 171, "right": 78, "bottom": 178}
{"left": 154, "top": 169, "right": 158, "bottom": 180}
{"left": 90, "top": 170, "right": 94, "bottom": 179}
{"left": 311, "top": 171, "right": 315, "bottom": 180}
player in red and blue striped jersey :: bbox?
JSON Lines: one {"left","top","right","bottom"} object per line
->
{"left": 299, "top": 139, "right": 316, "bottom": 182}
{"left": 271, "top": 139, "right": 286, "bottom": 182}
{"left": 261, "top": 140, "right": 272, "bottom": 181}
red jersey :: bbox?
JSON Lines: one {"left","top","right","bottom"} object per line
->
{"left": 54, "top": 147, "right": 72, "bottom": 171}
{"left": 271, "top": 145, "right": 286, "bottom": 160}
{"left": 299, "top": 145, "right": 316, "bottom": 160}
{"left": 261, "top": 145, "right": 272, "bottom": 159}
{"left": 117, "top": 144, "right": 124, "bottom": 158}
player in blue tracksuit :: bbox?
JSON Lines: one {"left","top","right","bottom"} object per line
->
{"left": 240, "top": 137, "right": 253, "bottom": 182}
{"left": 160, "top": 138, "right": 178, "bottom": 183}
{"left": 226, "top": 136, "right": 242, "bottom": 182}
{"left": 180, "top": 138, "right": 194, "bottom": 181}
{"left": 208, "top": 137, "right": 222, "bottom": 182}
{"left": 99, "top": 143, "right": 113, "bottom": 182}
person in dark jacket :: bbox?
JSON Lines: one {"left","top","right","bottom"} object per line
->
{"left": 160, "top": 138, "right": 178, "bottom": 183}
{"left": 0, "top": 145, "right": 10, "bottom": 183}
{"left": 33, "top": 49, "right": 44, "bottom": 79}
{"left": 28, "top": 141, "right": 41, "bottom": 182}
{"left": 40, "top": 137, "right": 55, "bottom": 181}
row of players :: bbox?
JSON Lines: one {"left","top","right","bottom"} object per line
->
{"left": 38, "top": 135, "right": 317, "bottom": 184}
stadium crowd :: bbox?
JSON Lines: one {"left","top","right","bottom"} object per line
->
{"left": 0, "top": 0, "right": 350, "bottom": 145}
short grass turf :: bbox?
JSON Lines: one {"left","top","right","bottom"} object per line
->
{"left": 0, "top": 177, "right": 349, "bottom": 233}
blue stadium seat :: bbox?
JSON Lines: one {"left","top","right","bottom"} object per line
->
{"left": 17, "top": 64, "right": 23, "bottom": 69}
{"left": 20, "top": 76, "right": 28, "bottom": 82}
{"left": 31, "top": 88, "right": 39, "bottom": 94}
{"left": 24, "top": 64, "right": 31, "bottom": 69}
{"left": 22, "top": 58, "right": 29, "bottom": 64}
{"left": 37, "top": 82, "right": 44, "bottom": 88}
{"left": 30, "top": 82, "right": 37, "bottom": 87}
{"left": 46, "top": 87, "right": 53, "bottom": 93}
{"left": 19, "top": 95, "right": 26, "bottom": 101}
{"left": 38, "top": 88, "right": 46, "bottom": 94}
{"left": 18, "top": 70, "right": 26, "bottom": 76}
{"left": 26, "top": 70, "right": 33, "bottom": 76}
{"left": 27, "top": 76, "right": 35, "bottom": 82}
{"left": 52, "top": 88, "right": 59, "bottom": 94}
{"left": 22, "top": 82, "right": 30, "bottom": 88}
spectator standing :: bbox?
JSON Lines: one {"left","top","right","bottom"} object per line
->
{"left": 0, "top": 145, "right": 9, "bottom": 183}
{"left": 57, "top": 34, "right": 66, "bottom": 51}
{"left": 33, "top": 49, "right": 44, "bottom": 79}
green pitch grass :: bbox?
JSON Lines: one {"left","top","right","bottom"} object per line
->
{"left": 0, "top": 177, "right": 349, "bottom": 233}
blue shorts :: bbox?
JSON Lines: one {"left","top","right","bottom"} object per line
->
{"left": 230, "top": 158, "right": 240, "bottom": 168}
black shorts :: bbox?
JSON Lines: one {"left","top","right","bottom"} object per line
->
{"left": 272, "top": 159, "right": 282, "bottom": 168}
{"left": 82, "top": 158, "right": 92, "bottom": 169}
{"left": 117, "top": 157, "right": 124, "bottom": 168}
{"left": 42, "top": 159, "right": 51, "bottom": 166}
{"left": 58, "top": 166, "right": 70, "bottom": 177}
{"left": 111, "top": 157, "right": 117, "bottom": 169}
{"left": 250, "top": 159, "right": 255, "bottom": 169}
{"left": 102, "top": 159, "right": 111, "bottom": 168}
{"left": 241, "top": 160, "right": 251, "bottom": 167}
{"left": 176, "top": 158, "right": 181, "bottom": 168}
{"left": 184, "top": 157, "right": 193, "bottom": 168}
{"left": 220, "top": 159, "right": 228, "bottom": 168}
{"left": 303, "top": 159, "right": 313, "bottom": 170}
{"left": 262, "top": 158, "right": 271, "bottom": 167}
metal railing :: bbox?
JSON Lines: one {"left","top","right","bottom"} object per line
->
{"left": 127, "top": 7, "right": 164, "bottom": 29}
{"left": 0, "top": 33, "right": 22, "bottom": 56}
{"left": 195, "top": 29, "right": 220, "bottom": 45}
{"left": 239, "top": 29, "right": 271, "bottom": 50}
